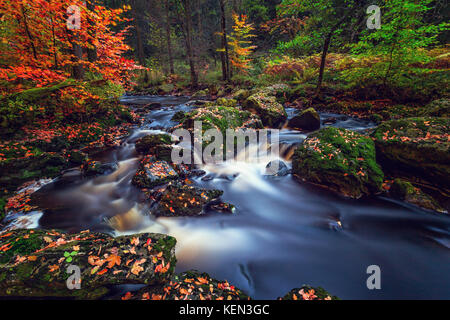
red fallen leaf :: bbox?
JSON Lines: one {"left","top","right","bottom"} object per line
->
{"left": 122, "top": 292, "right": 133, "bottom": 300}
{"left": 98, "top": 268, "right": 108, "bottom": 275}
{"left": 106, "top": 254, "right": 121, "bottom": 269}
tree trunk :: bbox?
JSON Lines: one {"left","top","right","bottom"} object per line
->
{"left": 86, "top": 0, "right": 98, "bottom": 63}
{"left": 131, "top": 0, "right": 145, "bottom": 66}
{"left": 165, "top": 0, "right": 175, "bottom": 74}
{"left": 20, "top": 5, "right": 38, "bottom": 60}
{"left": 72, "top": 40, "right": 84, "bottom": 80}
{"left": 316, "top": 32, "right": 331, "bottom": 93}
{"left": 219, "top": 0, "right": 230, "bottom": 81}
{"left": 182, "top": 0, "right": 198, "bottom": 87}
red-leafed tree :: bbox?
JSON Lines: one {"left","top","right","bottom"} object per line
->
{"left": 0, "top": 0, "right": 141, "bottom": 96}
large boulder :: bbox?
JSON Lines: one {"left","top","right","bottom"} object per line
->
{"left": 390, "top": 179, "right": 446, "bottom": 213}
{"left": 152, "top": 183, "right": 228, "bottom": 217}
{"left": 278, "top": 285, "right": 338, "bottom": 300}
{"left": 244, "top": 92, "right": 287, "bottom": 128}
{"left": 288, "top": 107, "right": 321, "bottom": 131}
{"left": 292, "top": 127, "right": 384, "bottom": 198}
{"left": 178, "top": 105, "right": 263, "bottom": 134}
{"left": 0, "top": 229, "right": 176, "bottom": 299}
{"left": 372, "top": 117, "right": 449, "bottom": 190}
{"left": 132, "top": 157, "right": 179, "bottom": 189}
{"left": 119, "top": 270, "right": 250, "bottom": 300}
{"left": 135, "top": 134, "right": 173, "bottom": 161}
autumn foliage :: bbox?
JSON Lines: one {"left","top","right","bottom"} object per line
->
{"left": 228, "top": 13, "right": 257, "bottom": 74}
{"left": 0, "top": 0, "right": 140, "bottom": 96}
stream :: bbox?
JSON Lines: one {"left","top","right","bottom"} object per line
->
{"left": 7, "top": 96, "right": 450, "bottom": 299}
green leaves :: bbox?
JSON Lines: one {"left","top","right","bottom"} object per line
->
{"left": 63, "top": 251, "right": 77, "bottom": 263}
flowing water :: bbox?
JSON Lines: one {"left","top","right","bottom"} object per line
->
{"left": 10, "top": 96, "right": 450, "bottom": 299}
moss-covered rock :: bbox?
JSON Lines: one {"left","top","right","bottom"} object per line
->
{"left": 0, "top": 153, "right": 67, "bottom": 191}
{"left": 0, "top": 229, "right": 176, "bottom": 299}
{"left": 207, "top": 97, "right": 238, "bottom": 108}
{"left": 278, "top": 285, "right": 338, "bottom": 300}
{"left": 81, "top": 159, "right": 118, "bottom": 177}
{"left": 292, "top": 127, "right": 384, "bottom": 198}
{"left": 390, "top": 179, "right": 446, "bottom": 213}
{"left": 179, "top": 105, "right": 263, "bottom": 134}
{"left": 152, "top": 183, "right": 227, "bottom": 217}
{"left": 420, "top": 99, "right": 449, "bottom": 118}
{"left": 244, "top": 92, "right": 287, "bottom": 128}
{"left": 232, "top": 89, "right": 251, "bottom": 102}
{"left": 118, "top": 270, "right": 250, "bottom": 300}
{"left": 135, "top": 134, "right": 173, "bottom": 161}
{"left": 132, "top": 157, "right": 178, "bottom": 189}
{"left": 288, "top": 107, "right": 321, "bottom": 131}
{"left": 372, "top": 117, "right": 450, "bottom": 190}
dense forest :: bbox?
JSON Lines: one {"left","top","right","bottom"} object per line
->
{"left": 0, "top": 0, "right": 449, "bottom": 301}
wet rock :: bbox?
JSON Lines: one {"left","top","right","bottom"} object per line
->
{"left": 265, "top": 160, "right": 290, "bottom": 176}
{"left": 292, "top": 127, "right": 384, "bottom": 198}
{"left": 132, "top": 157, "right": 179, "bottom": 189}
{"left": 81, "top": 160, "right": 118, "bottom": 177}
{"left": 390, "top": 179, "right": 446, "bottom": 213}
{"left": 372, "top": 117, "right": 450, "bottom": 190}
{"left": 244, "top": 92, "right": 287, "bottom": 128}
{"left": 0, "top": 229, "right": 176, "bottom": 299}
{"left": 135, "top": 134, "right": 173, "bottom": 161}
{"left": 152, "top": 184, "right": 225, "bottom": 217}
{"left": 278, "top": 285, "right": 338, "bottom": 300}
{"left": 118, "top": 270, "right": 250, "bottom": 300}
{"left": 288, "top": 107, "right": 321, "bottom": 131}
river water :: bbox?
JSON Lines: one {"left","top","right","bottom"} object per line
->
{"left": 14, "top": 96, "right": 450, "bottom": 299}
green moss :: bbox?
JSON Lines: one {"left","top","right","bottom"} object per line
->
{"left": 0, "top": 232, "right": 44, "bottom": 264}
{"left": 293, "top": 127, "right": 384, "bottom": 198}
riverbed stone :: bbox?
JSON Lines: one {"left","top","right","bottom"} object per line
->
{"left": 135, "top": 134, "right": 173, "bottom": 161}
{"left": 118, "top": 270, "right": 250, "bottom": 300}
{"left": 278, "top": 285, "right": 338, "bottom": 300}
{"left": 81, "top": 159, "right": 118, "bottom": 177}
{"left": 152, "top": 183, "right": 225, "bottom": 217}
{"left": 288, "top": 107, "right": 321, "bottom": 131}
{"left": 265, "top": 160, "right": 290, "bottom": 176}
{"left": 372, "top": 117, "right": 450, "bottom": 190}
{"left": 292, "top": 127, "right": 384, "bottom": 198}
{"left": 132, "top": 157, "right": 178, "bottom": 189}
{"left": 390, "top": 179, "right": 446, "bottom": 213}
{"left": 244, "top": 92, "right": 287, "bottom": 128}
{"left": 0, "top": 229, "right": 176, "bottom": 299}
